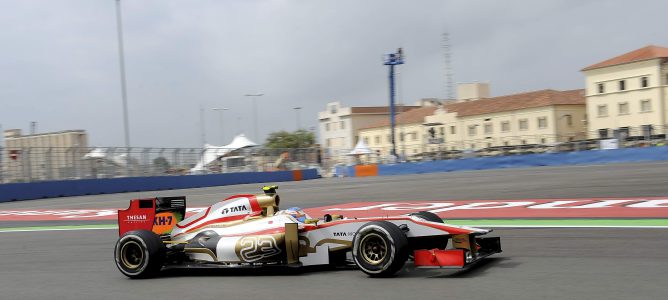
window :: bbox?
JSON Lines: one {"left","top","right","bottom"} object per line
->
{"left": 439, "top": 127, "right": 444, "bottom": 136}
{"left": 598, "top": 129, "right": 609, "bottom": 139}
{"left": 374, "top": 136, "right": 380, "bottom": 144}
{"left": 540, "top": 138, "right": 546, "bottom": 144}
{"left": 399, "top": 132, "right": 404, "bottom": 142}
{"left": 618, "top": 102, "right": 629, "bottom": 115}
{"left": 484, "top": 123, "right": 493, "bottom": 134}
{"left": 326, "top": 138, "right": 332, "bottom": 147}
{"left": 642, "top": 125, "right": 654, "bottom": 137}
{"left": 641, "top": 77, "right": 648, "bottom": 88}
{"left": 470, "top": 144, "right": 475, "bottom": 149}
{"left": 450, "top": 126, "right": 456, "bottom": 135}
{"left": 340, "top": 121, "right": 345, "bottom": 130}
{"left": 363, "top": 137, "right": 369, "bottom": 145}
{"left": 619, "top": 80, "right": 625, "bottom": 91}
{"left": 521, "top": 140, "right": 527, "bottom": 145}
{"left": 519, "top": 119, "right": 528, "bottom": 130}
{"left": 537, "top": 117, "right": 548, "bottom": 129}
{"left": 564, "top": 115, "right": 573, "bottom": 126}
{"left": 386, "top": 135, "right": 391, "bottom": 143}
{"left": 468, "top": 125, "right": 477, "bottom": 136}
{"left": 325, "top": 123, "right": 330, "bottom": 131}
{"left": 486, "top": 143, "right": 492, "bottom": 148}
{"left": 597, "top": 83, "right": 605, "bottom": 94}
{"left": 330, "top": 105, "right": 337, "bottom": 114}
{"left": 503, "top": 141, "right": 509, "bottom": 146}
{"left": 641, "top": 99, "right": 652, "bottom": 112}
{"left": 411, "top": 132, "right": 418, "bottom": 141}
{"left": 501, "top": 121, "right": 510, "bottom": 132}
{"left": 597, "top": 105, "right": 608, "bottom": 117}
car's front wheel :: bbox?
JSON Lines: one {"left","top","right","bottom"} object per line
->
{"left": 352, "top": 221, "right": 409, "bottom": 277}
{"left": 114, "top": 230, "right": 165, "bottom": 279}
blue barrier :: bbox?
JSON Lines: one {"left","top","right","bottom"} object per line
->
{"left": 337, "top": 147, "right": 668, "bottom": 177}
{"left": 0, "top": 169, "right": 319, "bottom": 202}
{"left": 378, "top": 147, "right": 668, "bottom": 176}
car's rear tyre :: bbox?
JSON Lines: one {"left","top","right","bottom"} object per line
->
{"left": 409, "top": 211, "right": 443, "bottom": 223}
{"left": 114, "top": 230, "right": 166, "bottom": 279}
{"left": 352, "top": 221, "right": 409, "bottom": 277}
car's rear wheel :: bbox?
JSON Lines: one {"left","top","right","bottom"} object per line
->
{"left": 114, "top": 230, "right": 165, "bottom": 279}
{"left": 352, "top": 221, "right": 409, "bottom": 277}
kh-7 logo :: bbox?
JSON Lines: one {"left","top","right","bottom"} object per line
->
{"left": 238, "top": 235, "right": 282, "bottom": 262}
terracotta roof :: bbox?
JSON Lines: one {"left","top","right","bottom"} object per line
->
{"left": 582, "top": 45, "right": 668, "bottom": 71}
{"left": 442, "top": 89, "right": 585, "bottom": 117}
{"left": 361, "top": 106, "right": 438, "bottom": 129}
{"left": 350, "top": 106, "right": 419, "bottom": 114}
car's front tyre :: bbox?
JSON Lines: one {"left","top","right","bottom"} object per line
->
{"left": 352, "top": 221, "right": 409, "bottom": 277}
{"left": 114, "top": 230, "right": 165, "bottom": 279}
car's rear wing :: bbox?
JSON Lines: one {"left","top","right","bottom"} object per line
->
{"left": 117, "top": 196, "right": 186, "bottom": 236}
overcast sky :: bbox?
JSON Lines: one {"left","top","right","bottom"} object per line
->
{"left": 1, "top": 0, "right": 667, "bottom": 148}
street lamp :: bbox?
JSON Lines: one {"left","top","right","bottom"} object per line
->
{"left": 383, "top": 48, "right": 404, "bottom": 159}
{"left": 212, "top": 107, "right": 229, "bottom": 145}
{"left": 244, "top": 93, "right": 264, "bottom": 142}
{"left": 293, "top": 107, "right": 302, "bottom": 130}
{"left": 114, "top": 0, "right": 130, "bottom": 149}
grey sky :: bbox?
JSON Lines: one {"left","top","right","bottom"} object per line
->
{"left": 1, "top": 0, "right": 667, "bottom": 147}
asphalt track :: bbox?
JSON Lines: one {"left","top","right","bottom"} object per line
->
{"left": 2, "top": 161, "right": 668, "bottom": 300}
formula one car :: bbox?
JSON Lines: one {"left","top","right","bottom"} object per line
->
{"left": 114, "top": 186, "right": 501, "bottom": 278}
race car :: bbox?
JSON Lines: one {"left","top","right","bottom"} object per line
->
{"left": 114, "top": 186, "right": 501, "bottom": 278}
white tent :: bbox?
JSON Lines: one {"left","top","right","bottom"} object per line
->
{"left": 189, "top": 134, "right": 258, "bottom": 173}
{"left": 83, "top": 148, "right": 137, "bottom": 167}
{"left": 348, "top": 139, "right": 373, "bottom": 155}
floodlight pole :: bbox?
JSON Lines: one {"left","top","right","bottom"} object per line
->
{"left": 383, "top": 48, "right": 404, "bottom": 159}
{"left": 245, "top": 93, "right": 264, "bottom": 142}
{"left": 115, "top": 0, "right": 131, "bottom": 149}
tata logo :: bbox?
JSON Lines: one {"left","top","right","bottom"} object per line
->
{"left": 221, "top": 205, "right": 248, "bottom": 215}
{"left": 333, "top": 232, "right": 355, "bottom": 237}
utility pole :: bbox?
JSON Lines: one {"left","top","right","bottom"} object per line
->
{"left": 212, "top": 107, "right": 229, "bottom": 144}
{"left": 115, "top": 0, "right": 131, "bottom": 149}
{"left": 293, "top": 107, "right": 302, "bottom": 130}
{"left": 244, "top": 93, "right": 264, "bottom": 142}
{"left": 383, "top": 48, "right": 404, "bottom": 159}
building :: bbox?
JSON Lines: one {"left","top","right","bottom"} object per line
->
{"left": 2, "top": 129, "right": 88, "bottom": 182}
{"left": 425, "top": 89, "right": 586, "bottom": 151}
{"left": 581, "top": 45, "right": 668, "bottom": 139}
{"left": 318, "top": 101, "right": 419, "bottom": 158}
{"left": 358, "top": 106, "right": 439, "bottom": 157}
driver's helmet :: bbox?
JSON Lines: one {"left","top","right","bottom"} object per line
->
{"left": 276, "top": 207, "right": 309, "bottom": 223}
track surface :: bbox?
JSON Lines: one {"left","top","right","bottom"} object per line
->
{"left": 2, "top": 162, "right": 668, "bottom": 300}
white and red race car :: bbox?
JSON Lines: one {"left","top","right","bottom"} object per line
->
{"left": 114, "top": 186, "right": 501, "bottom": 278}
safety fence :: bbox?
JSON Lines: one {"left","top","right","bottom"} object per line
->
{"left": 0, "top": 146, "right": 321, "bottom": 184}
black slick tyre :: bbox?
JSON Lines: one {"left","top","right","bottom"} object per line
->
{"left": 114, "top": 230, "right": 166, "bottom": 279}
{"left": 352, "top": 221, "right": 409, "bottom": 277}
{"left": 409, "top": 211, "right": 443, "bottom": 223}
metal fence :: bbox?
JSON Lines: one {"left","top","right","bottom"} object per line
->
{"left": 325, "top": 124, "right": 668, "bottom": 166}
{"left": 0, "top": 146, "right": 322, "bottom": 183}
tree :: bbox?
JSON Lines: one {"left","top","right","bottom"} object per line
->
{"left": 153, "top": 157, "right": 171, "bottom": 171}
{"left": 265, "top": 129, "right": 315, "bottom": 149}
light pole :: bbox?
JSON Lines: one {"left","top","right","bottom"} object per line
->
{"left": 244, "top": 93, "right": 264, "bottom": 142}
{"left": 114, "top": 0, "right": 130, "bottom": 149}
{"left": 293, "top": 107, "right": 302, "bottom": 130}
{"left": 212, "top": 107, "right": 229, "bottom": 145}
{"left": 383, "top": 48, "right": 404, "bottom": 159}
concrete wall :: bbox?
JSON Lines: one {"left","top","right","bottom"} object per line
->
{"left": 0, "top": 169, "right": 319, "bottom": 202}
